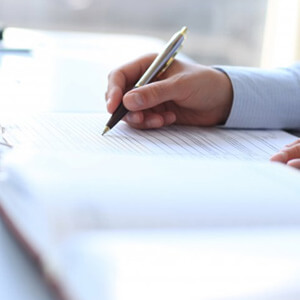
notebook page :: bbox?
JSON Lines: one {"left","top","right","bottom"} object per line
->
{"left": 2, "top": 151, "right": 300, "bottom": 243}
{"left": 1, "top": 112, "right": 296, "bottom": 160}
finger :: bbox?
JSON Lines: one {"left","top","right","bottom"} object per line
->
{"left": 125, "top": 111, "right": 176, "bottom": 130}
{"left": 283, "top": 138, "right": 300, "bottom": 148}
{"left": 271, "top": 144, "right": 300, "bottom": 163}
{"left": 284, "top": 144, "right": 300, "bottom": 161}
{"left": 287, "top": 159, "right": 300, "bottom": 169}
{"left": 106, "top": 54, "right": 157, "bottom": 100}
{"left": 123, "top": 77, "right": 187, "bottom": 112}
{"left": 106, "top": 54, "right": 158, "bottom": 113}
{"left": 143, "top": 111, "right": 176, "bottom": 128}
{"left": 124, "top": 111, "right": 144, "bottom": 124}
{"left": 270, "top": 152, "right": 288, "bottom": 163}
{"left": 161, "top": 111, "right": 177, "bottom": 126}
{"left": 106, "top": 86, "right": 124, "bottom": 114}
{"left": 126, "top": 113, "right": 164, "bottom": 129}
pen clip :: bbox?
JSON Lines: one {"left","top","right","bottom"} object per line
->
{"left": 156, "top": 47, "right": 181, "bottom": 78}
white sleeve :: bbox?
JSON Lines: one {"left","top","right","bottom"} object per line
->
{"left": 217, "top": 63, "right": 300, "bottom": 129}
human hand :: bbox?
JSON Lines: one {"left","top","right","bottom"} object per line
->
{"left": 105, "top": 54, "right": 233, "bottom": 129}
{"left": 270, "top": 139, "right": 300, "bottom": 169}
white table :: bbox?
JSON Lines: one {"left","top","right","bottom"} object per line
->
{"left": 1, "top": 28, "right": 300, "bottom": 300}
{"left": 0, "top": 28, "right": 165, "bottom": 300}
{"left": 0, "top": 218, "right": 55, "bottom": 300}
{"left": 0, "top": 28, "right": 165, "bottom": 114}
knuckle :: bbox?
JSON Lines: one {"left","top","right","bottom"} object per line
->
{"left": 149, "top": 83, "right": 165, "bottom": 103}
{"left": 288, "top": 144, "right": 300, "bottom": 158}
{"left": 149, "top": 86, "right": 160, "bottom": 102}
{"left": 173, "top": 73, "right": 190, "bottom": 95}
{"left": 295, "top": 144, "right": 300, "bottom": 154}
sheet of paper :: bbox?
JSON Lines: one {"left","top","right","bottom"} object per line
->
{"left": 0, "top": 112, "right": 296, "bottom": 160}
{"left": 57, "top": 228, "right": 300, "bottom": 300}
{"left": 1, "top": 127, "right": 300, "bottom": 283}
{"left": 2, "top": 149, "right": 300, "bottom": 240}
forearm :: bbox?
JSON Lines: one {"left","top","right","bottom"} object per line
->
{"left": 218, "top": 63, "right": 300, "bottom": 129}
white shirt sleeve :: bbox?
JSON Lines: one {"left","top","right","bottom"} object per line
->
{"left": 217, "top": 63, "right": 300, "bottom": 129}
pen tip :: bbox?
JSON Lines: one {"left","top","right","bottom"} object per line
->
{"left": 102, "top": 126, "right": 110, "bottom": 136}
{"left": 180, "top": 26, "right": 188, "bottom": 36}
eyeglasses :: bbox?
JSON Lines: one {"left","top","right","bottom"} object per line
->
{"left": 0, "top": 123, "right": 13, "bottom": 149}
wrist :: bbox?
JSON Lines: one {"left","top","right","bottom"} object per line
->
{"left": 212, "top": 68, "right": 233, "bottom": 125}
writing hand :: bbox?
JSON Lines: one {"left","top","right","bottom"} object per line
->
{"left": 271, "top": 139, "right": 300, "bottom": 169}
{"left": 105, "top": 54, "right": 233, "bottom": 129}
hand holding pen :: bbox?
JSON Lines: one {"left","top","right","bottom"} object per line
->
{"left": 104, "top": 27, "right": 233, "bottom": 132}
{"left": 103, "top": 26, "right": 187, "bottom": 135}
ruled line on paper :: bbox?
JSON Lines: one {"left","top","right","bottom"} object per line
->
{"left": 1, "top": 112, "right": 296, "bottom": 160}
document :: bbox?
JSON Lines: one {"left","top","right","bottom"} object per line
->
{"left": 1, "top": 112, "right": 300, "bottom": 300}
{"left": 0, "top": 112, "right": 296, "bottom": 160}
{"left": 1, "top": 146, "right": 300, "bottom": 300}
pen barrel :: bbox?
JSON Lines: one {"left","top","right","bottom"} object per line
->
{"left": 106, "top": 102, "right": 128, "bottom": 130}
{"left": 103, "top": 26, "right": 187, "bottom": 134}
{"left": 136, "top": 33, "right": 185, "bottom": 87}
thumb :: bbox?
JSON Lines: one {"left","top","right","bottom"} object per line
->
{"left": 123, "top": 79, "right": 184, "bottom": 111}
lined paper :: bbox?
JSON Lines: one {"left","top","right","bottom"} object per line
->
{"left": 1, "top": 113, "right": 296, "bottom": 160}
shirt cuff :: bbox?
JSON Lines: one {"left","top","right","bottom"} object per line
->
{"left": 216, "top": 64, "right": 300, "bottom": 129}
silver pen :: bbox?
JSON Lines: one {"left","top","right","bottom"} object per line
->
{"left": 102, "top": 26, "right": 188, "bottom": 135}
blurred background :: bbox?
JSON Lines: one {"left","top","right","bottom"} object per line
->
{"left": 0, "top": 0, "right": 268, "bottom": 66}
{"left": 1, "top": 0, "right": 300, "bottom": 67}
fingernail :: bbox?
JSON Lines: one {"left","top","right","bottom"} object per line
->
{"left": 126, "top": 112, "right": 140, "bottom": 124}
{"left": 126, "top": 93, "right": 144, "bottom": 110}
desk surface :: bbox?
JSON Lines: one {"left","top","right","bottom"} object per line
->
{"left": 0, "top": 218, "right": 55, "bottom": 300}
{"left": 0, "top": 28, "right": 165, "bottom": 114}
{"left": 1, "top": 28, "right": 300, "bottom": 300}
{"left": 0, "top": 28, "right": 165, "bottom": 300}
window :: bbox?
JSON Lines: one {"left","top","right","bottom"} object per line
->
{"left": 261, "top": 0, "right": 300, "bottom": 67}
{"left": 0, "top": 0, "right": 268, "bottom": 66}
